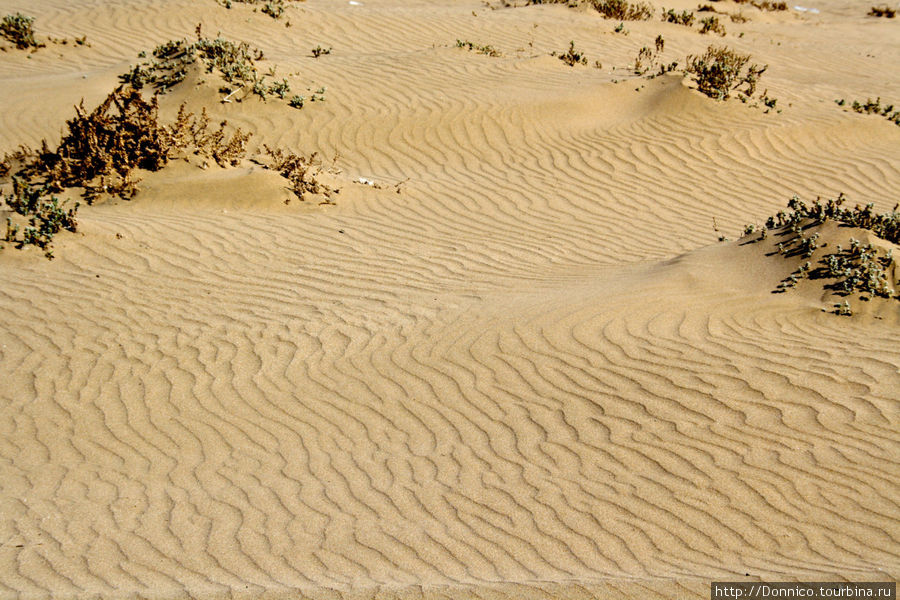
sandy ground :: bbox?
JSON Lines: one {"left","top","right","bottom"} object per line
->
{"left": 0, "top": 0, "right": 898, "bottom": 598}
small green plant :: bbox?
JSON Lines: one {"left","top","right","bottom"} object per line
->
{"left": 868, "top": 5, "right": 896, "bottom": 17}
{"left": 1, "top": 13, "right": 44, "bottom": 49}
{"left": 268, "top": 78, "right": 291, "bottom": 99}
{"left": 684, "top": 45, "right": 766, "bottom": 100}
{"left": 289, "top": 95, "right": 305, "bottom": 108}
{"left": 661, "top": 8, "right": 695, "bottom": 25}
{"left": 455, "top": 39, "right": 501, "bottom": 57}
{"left": 613, "top": 22, "right": 628, "bottom": 33}
{"left": 554, "top": 41, "right": 588, "bottom": 66}
{"left": 311, "top": 45, "right": 332, "bottom": 58}
{"left": 2, "top": 178, "right": 78, "bottom": 258}
{"left": 699, "top": 15, "right": 726, "bottom": 35}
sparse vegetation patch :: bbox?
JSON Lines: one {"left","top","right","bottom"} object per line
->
{"left": 735, "top": 195, "right": 900, "bottom": 315}
{"left": 699, "top": 15, "right": 726, "bottom": 35}
{"left": 118, "top": 32, "right": 297, "bottom": 103}
{"left": 553, "top": 41, "right": 587, "bottom": 66}
{"left": 868, "top": 5, "right": 896, "bottom": 17}
{"left": 217, "top": 0, "right": 297, "bottom": 19}
{"left": 456, "top": 39, "right": 502, "bottom": 57}
{"left": 836, "top": 97, "right": 900, "bottom": 126}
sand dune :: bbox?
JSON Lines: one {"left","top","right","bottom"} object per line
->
{"left": 1, "top": 0, "right": 898, "bottom": 598}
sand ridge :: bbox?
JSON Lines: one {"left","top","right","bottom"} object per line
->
{"left": 0, "top": 0, "right": 898, "bottom": 598}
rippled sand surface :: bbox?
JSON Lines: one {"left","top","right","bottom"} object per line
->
{"left": 1, "top": 0, "right": 898, "bottom": 597}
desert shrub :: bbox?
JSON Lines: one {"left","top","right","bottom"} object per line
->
{"left": 661, "top": 8, "right": 695, "bottom": 25}
{"left": 34, "top": 87, "right": 171, "bottom": 192}
{"left": 12, "top": 86, "right": 251, "bottom": 202}
{"left": 554, "top": 41, "right": 587, "bottom": 66}
{"left": 591, "top": 0, "right": 653, "bottom": 20}
{"left": 869, "top": 5, "right": 896, "bottom": 17}
{"left": 1, "top": 13, "right": 43, "bottom": 49}
{"left": 311, "top": 45, "right": 332, "bottom": 58}
{"left": 2, "top": 178, "right": 78, "bottom": 258}
{"left": 456, "top": 39, "right": 501, "bottom": 57}
{"left": 261, "top": 145, "right": 336, "bottom": 202}
{"left": 685, "top": 45, "right": 766, "bottom": 100}
{"left": 730, "top": 12, "right": 749, "bottom": 22}
{"left": 697, "top": 4, "right": 717, "bottom": 11}
{"left": 168, "top": 105, "right": 252, "bottom": 167}
{"left": 699, "top": 15, "right": 726, "bottom": 34}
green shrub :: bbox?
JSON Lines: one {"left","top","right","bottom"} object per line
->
{"left": 661, "top": 8, "right": 695, "bottom": 25}
{"left": 699, "top": 15, "right": 726, "bottom": 35}
{"left": 2, "top": 178, "right": 78, "bottom": 258}
{"left": 1, "top": 13, "right": 43, "bottom": 49}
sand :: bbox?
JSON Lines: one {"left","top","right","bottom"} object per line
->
{"left": 0, "top": 0, "right": 898, "bottom": 598}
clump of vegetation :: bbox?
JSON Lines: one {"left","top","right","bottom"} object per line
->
{"left": 32, "top": 87, "right": 172, "bottom": 198}
{"left": 751, "top": 1, "right": 786, "bottom": 10}
{"left": 217, "top": 0, "right": 296, "bottom": 19}
{"left": 869, "top": 5, "right": 896, "bottom": 17}
{"left": 591, "top": 0, "right": 653, "bottom": 20}
{"left": 729, "top": 12, "right": 749, "bottom": 22}
{"left": 529, "top": 0, "right": 652, "bottom": 19}
{"left": 168, "top": 104, "right": 253, "bottom": 167}
{"left": 5, "top": 86, "right": 252, "bottom": 203}
{"left": 2, "top": 178, "right": 79, "bottom": 258}
{"left": 119, "top": 33, "right": 287, "bottom": 102}
{"left": 456, "top": 39, "right": 502, "bottom": 57}
{"left": 1, "top": 13, "right": 44, "bottom": 49}
{"left": 738, "top": 195, "right": 900, "bottom": 314}
{"left": 661, "top": 8, "right": 695, "bottom": 25}
{"left": 699, "top": 15, "right": 726, "bottom": 35}
{"left": 553, "top": 40, "right": 587, "bottom": 66}
{"left": 634, "top": 35, "right": 677, "bottom": 76}
{"left": 836, "top": 97, "right": 900, "bottom": 126}
{"left": 697, "top": 4, "right": 717, "bottom": 11}
{"left": 260, "top": 146, "right": 337, "bottom": 203}
{"left": 730, "top": 0, "right": 786, "bottom": 8}
{"left": 684, "top": 45, "right": 766, "bottom": 100}
{"left": 311, "top": 45, "right": 332, "bottom": 58}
